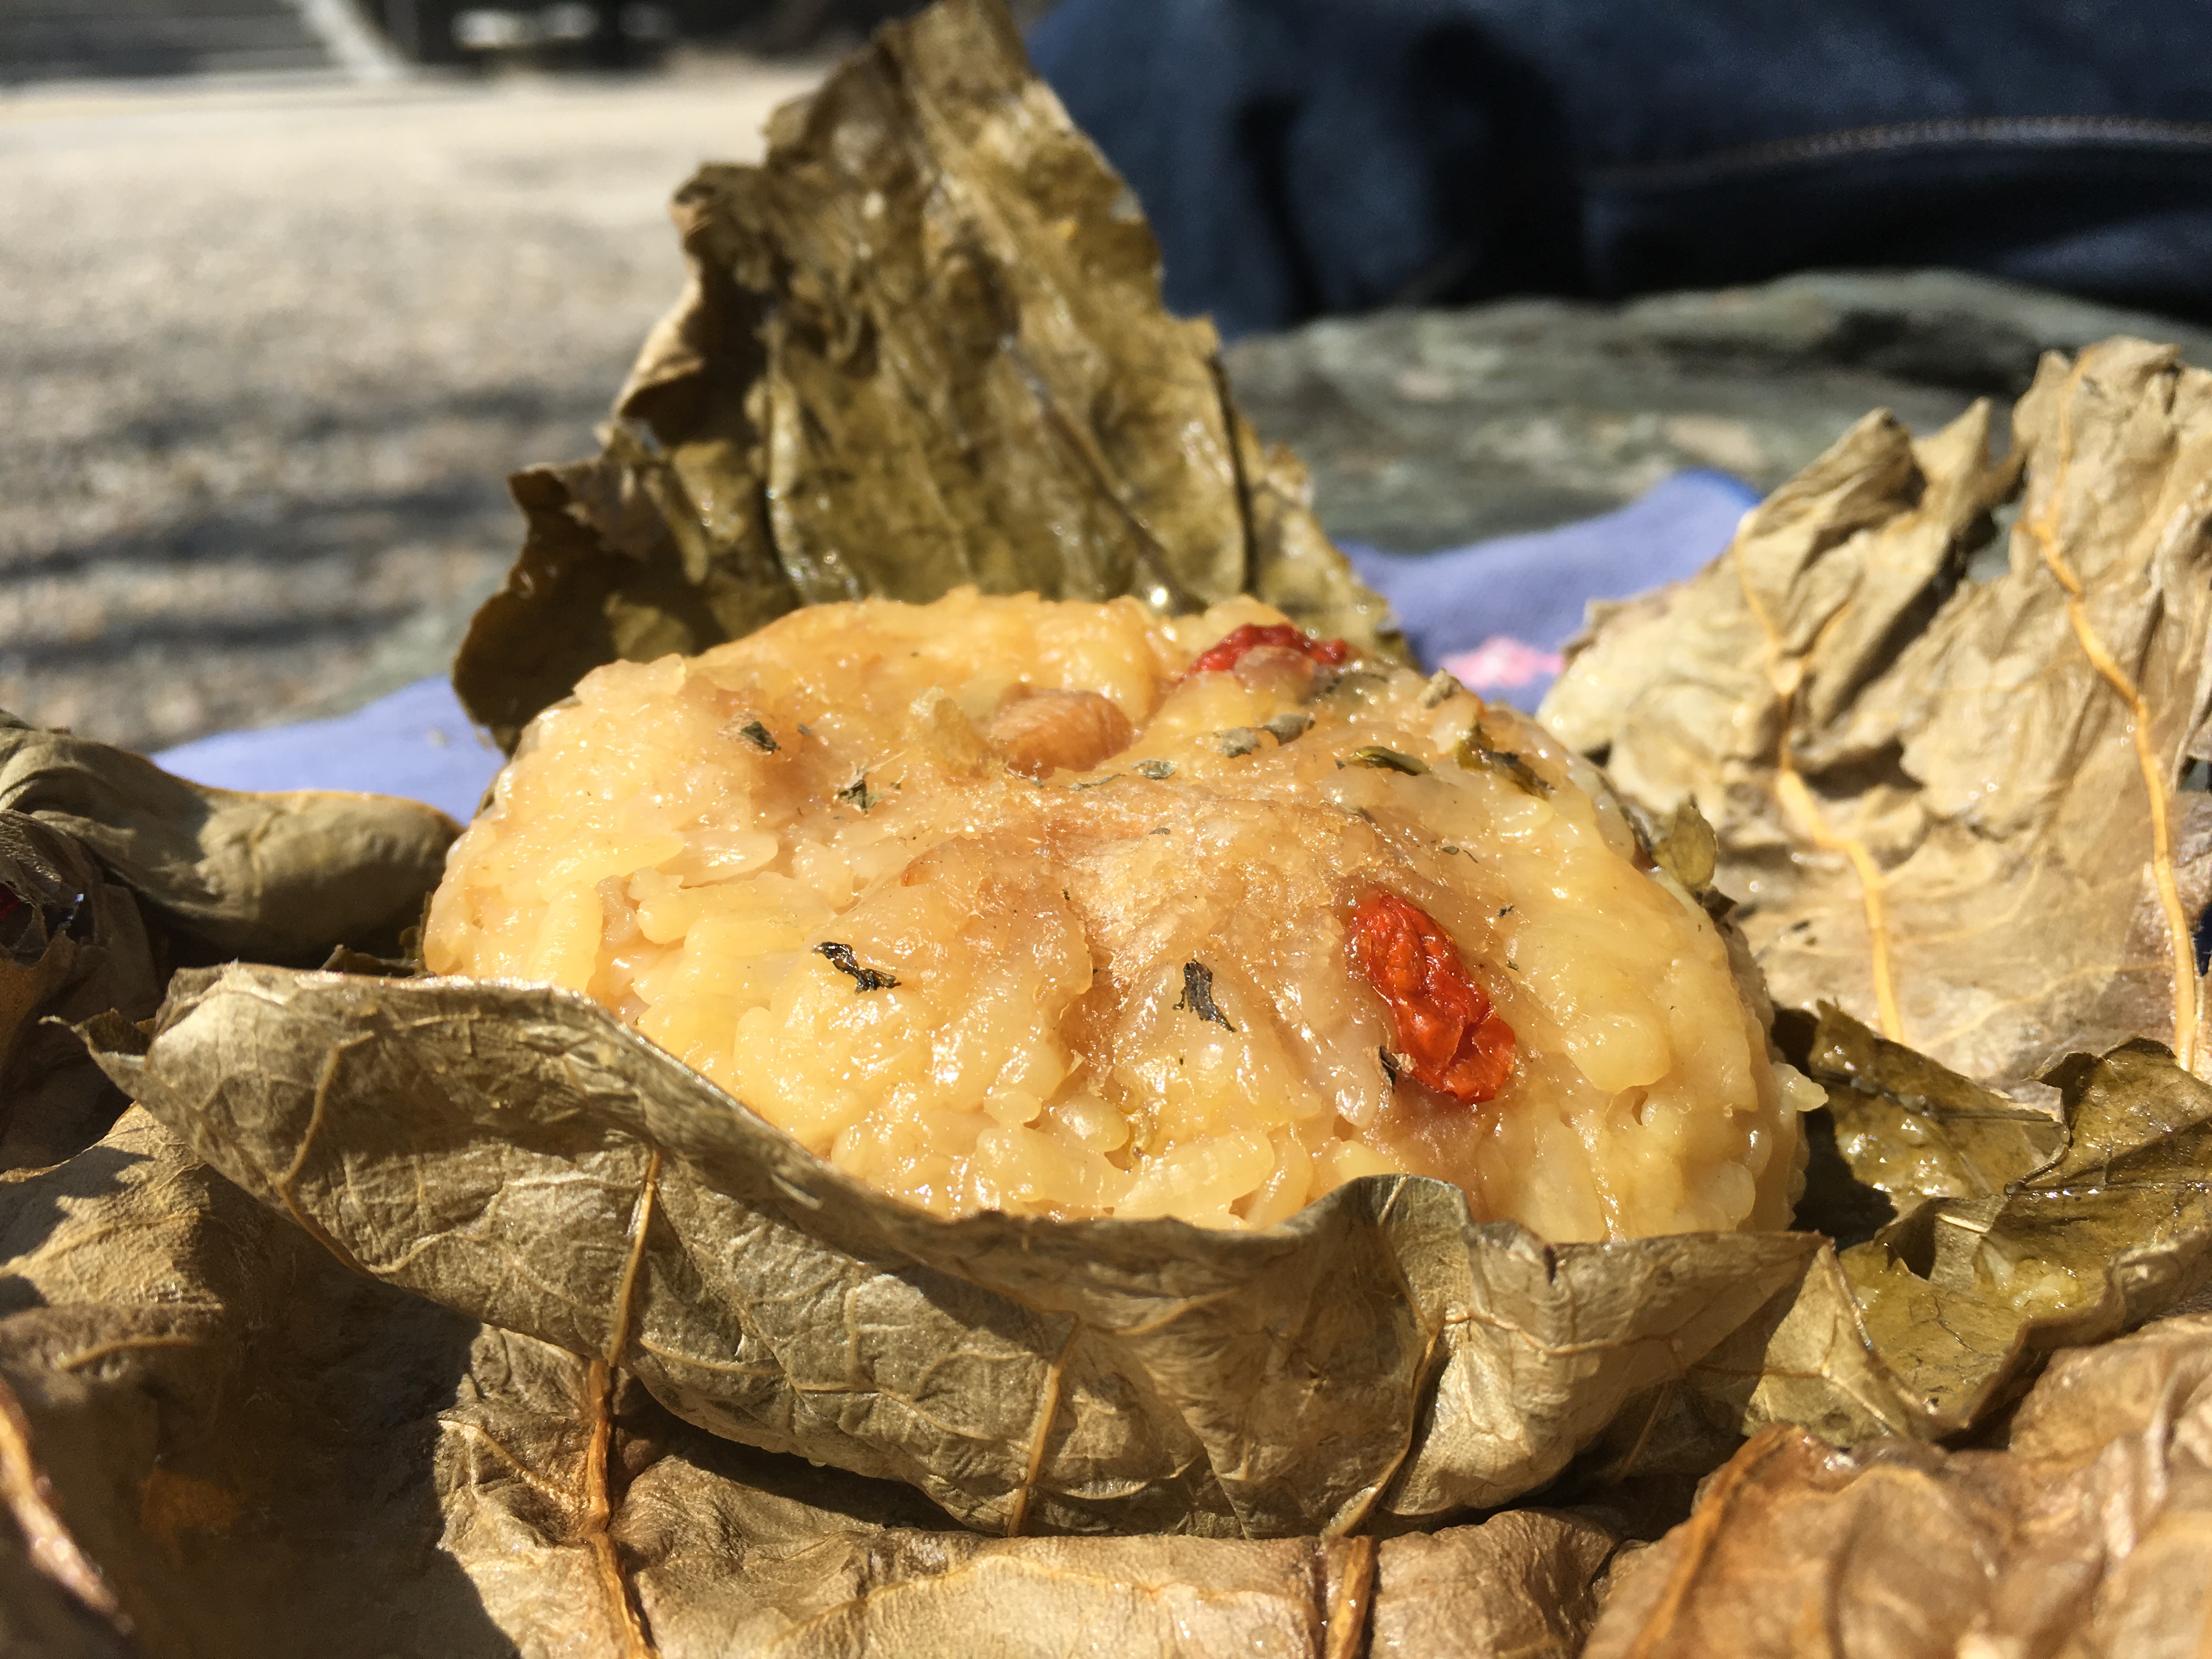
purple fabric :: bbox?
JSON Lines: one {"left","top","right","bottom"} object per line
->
{"left": 154, "top": 675, "right": 501, "bottom": 825}
{"left": 151, "top": 469, "right": 1758, "bottom": 808}
{"left": 1342, "top": 467, "right": 1758, "bottom": 710}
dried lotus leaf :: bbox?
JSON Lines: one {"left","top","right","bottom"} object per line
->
{"left": 467, "top": 1338, "right": 1629, "bottom": 1658}
{"left": 0, "top": 812, "right": 157, "bottom": 1170}
{"left": 0, "top": 713, "right": 455, "bottom": 967}
{"left": 1542, "top": 341, "right": 2212, "bottom": 1090}
{"left": 1540, "top": 332, "right": 2212, "bottom": 1457}
{"left": 1365, "top": 1509, "right": 1622, "bottom": 1659}
{"left": 1694, "top": 1032, "right": 2212, "bottom": 1447}
{"left": 0, "top": 1106, "right": 509, "bottom": 1658}
{"left": 0, "top": 713, "right": 456, "bottom": 1169}
{"left": 1796, "top": 1003, "right": 2066, "bottom": 1205}
{"left": 1587, "top": 1315, "right": 2212, "bottom": 1659}
{"left": 0, "top": 816, "right": 144, "bottom": 1064}
{"left": 87, "top": 963, "right": 1822, "bottom": 1540}
{"left": 453, "top": 0, "right": 1399, "bottom": 751}
{"left": 0, "top": 1104, "right": 1641, "bottom": 1658}
{"left": 1784, "top": 1001, "right": 2067, "bottom": 1247}
{"left": 0, "top": 1544, "right": 132, "bottom": 1659}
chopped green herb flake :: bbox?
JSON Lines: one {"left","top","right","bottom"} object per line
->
{"left": 1135, "top": 758, "right": 1177, "bottom": 779}
{"left": 736, "top": 719, "right": 778, "bottom": 753}
{"left": 816, "top": 941, "right": 899, "bottom": 992}
{"left": 1176, "top": 961, "right": 1234, "bottom": 1030}
{"left": 1352, "top": 745, "right": 1429, "bottom": 776}
{"left": 1453, "top": 729, "right": 1552, "bottom": 797}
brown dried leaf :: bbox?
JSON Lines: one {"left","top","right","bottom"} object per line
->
{"left": 0, "top": 1106, "right": 505, "bottom": 1657}
{"left": 87, "top": 963, "right": 1821, "bottom": 1541}
{"left": 1365, "top": 1509, "right": 1620, "bottom": 1659}
{"left": 1542, "top": 341, "right": 2212, "bottom": 1088}
{"left": 613, "top": 1418, "right": 1379, "bottom": 1658}
{"left": 451, "top": 1337, "right": 1627, "bottom": 1658}
{"left": 0, "top": 814, "right": 157, "bottom": 1172}
{"left": 1799, "top": 1003, "right": 2066, "bottom": 1206}
{"left": 1696, "top": 1033, "right": 2212, "bottom": 1447}
{"left": 0, "top": 713, "right": 456, "bottom": 967}
{"left": 453, "top": 0, "right": 1399, "bottom": 750}
{"left": 1, "top": 1109, "right": 1629, "bottom": 1657}
{"left": 0, "top": 714, "right": 457, "bottom": 1171}
{"left": 1587, "top": 1313, "right": 2212, "bottom": 1659}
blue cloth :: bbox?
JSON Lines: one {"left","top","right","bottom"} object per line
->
{"left": 150, "top": 471, "right": 1758, "bottom": 808}
{"left": 155, "top": 674, "right": 501, "bottom": 824}
{"left": 1344, "top": 467, "right": 1757, "bottom": 710}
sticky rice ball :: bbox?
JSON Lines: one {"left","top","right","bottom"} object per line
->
{"left": 425, "top": 589, "right": 1814, "bottom": 1239}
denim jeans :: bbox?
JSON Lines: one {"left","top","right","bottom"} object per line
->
{"left": 1029, "top": 0, "right": 2212, "bottom": 337}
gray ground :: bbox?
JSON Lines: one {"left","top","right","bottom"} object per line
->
{"left": 1224, "top": 271, "right": 2212, "bottom": 553}
{"left": 0, "top": 60, "right": 821, "bottom": 754}
{"left": 7, "top": 65, "right": 2211, "bottom": 758}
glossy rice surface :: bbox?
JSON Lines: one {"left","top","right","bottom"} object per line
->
{"left": 426, "top": 590, "right": 1813, "bottom": 1237}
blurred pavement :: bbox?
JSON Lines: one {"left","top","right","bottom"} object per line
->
{"left": 0, "top": 59, "right": 822, "bottom": 754}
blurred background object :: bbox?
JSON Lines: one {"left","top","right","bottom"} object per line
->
{"left": 2, "top": 0, "right": 2208, "bottom": 761}
{"left": 1030, "top": 0, "right": 2212, "bottom": 340}
{"left": 2, "top": 0, "right": 399, "bottom": 80}
{"left": 0, "top": 0, "right": 1048, "bottom": 81}
{"left": 1228, "top": 270, "right": 2212, "bottom": 551}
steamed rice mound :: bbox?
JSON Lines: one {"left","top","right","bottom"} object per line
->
{"left": 425, "top": 590, "right": 1815, "bottom": 1239}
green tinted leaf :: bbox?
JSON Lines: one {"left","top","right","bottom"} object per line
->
{"left": 1805, "top": 1003, "right": 2066, "bottom": 1206}
{"left": 1351, "top": 746, "right": 1429, "bottom": 775}
{"left": 452, "top": 0, "right": 1400, "bottom": 751}
{"left": 1705, "top": 1035, "right": 2212, "bottom": 1444}
{"left": 1452, "top": 729, "right": 1550, "bottom": 798}
{"left": 1648, "top": 798, "right": 1717, "bottom": 897}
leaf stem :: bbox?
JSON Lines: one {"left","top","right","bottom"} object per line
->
{"left": 576, "top": 1149, "right": 663, "bottom": 1658}
{"left": 579, "top": 1358, "right": 657, "bottom": 1659}
{"left": 605, "top": 1149, "right": 662, "bottom": 1369}
{"left": 1321, "top": 1535, "right": 1378, "bottom": 1659}
{"left": 1734, "top": 546, "right": 1906, "bottom": 1041}
{"left": 0, "top": 1373, "right": 127, "bottom": 1632}
{"left": 1006, "top": 1324, "right": 1079, "bottom": 1537}
{"left": 2023, "top": 358, "right": 2200, "bottom": 1076}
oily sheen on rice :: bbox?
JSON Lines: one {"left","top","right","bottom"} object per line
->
{"left": 425, "top": 590, "right": 1815, "bottom": 1239}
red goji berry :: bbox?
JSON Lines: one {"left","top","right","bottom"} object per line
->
{"left": 1346, "top": 890, "right": 1515, "bottom": 1106}
{"left": 1186, "top": 622, "right": 1351, "bottom": 676}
